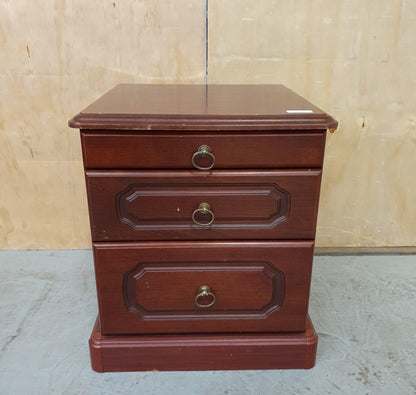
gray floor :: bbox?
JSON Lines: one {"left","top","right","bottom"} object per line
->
{"left": 0, "top": 250, "right": 415, "bottom": 395}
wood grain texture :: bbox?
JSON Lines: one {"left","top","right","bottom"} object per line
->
{"left": 123, "top": 260, "right": 285, "bottom": 319}
{"left": 81, "top": 131, "right": 326, "bottom": 169}
{"left": 89, "top": 315, "right": 318, "bottom": 372}
{"left": 93, "top": 241, "right": 314, "bottom": 335}
{"left": 78, "top": 84, "right": 323, "bottom": 371}
{"left": 208, "top": 0, "right": 416, "bottom": 247}
{"left": 2, "top": 2, "right": 415, "bottom": 248}
{"left": 85, "top": 170, "right": 322, "bottom": 241}
{"left": 0, "top": 0, "right": 205, "bottom": 249}
{"left": 0, "top": 160, "right": 91, "bottom": 249}
{"left": 69, "top": 84, "right": 337, "bottom": 130}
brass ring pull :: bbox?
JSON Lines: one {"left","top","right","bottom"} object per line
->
{"left": 192, "top": 203, "right": 215, "bottom": 226}
{"left": 195, "top": 285, "right": 216, "bottom": 308}
{"left": 191, "top": 145, "right": 216, "bottom": 170}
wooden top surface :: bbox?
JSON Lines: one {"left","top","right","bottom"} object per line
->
{"left": 69, "top": 84, "right": 337, "bottom": 131}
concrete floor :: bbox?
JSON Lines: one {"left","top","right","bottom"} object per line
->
{"left": 0, "top": 250, "right": 415, "bottom": 395}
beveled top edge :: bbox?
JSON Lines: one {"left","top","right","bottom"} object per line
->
{"left": 68, "top": 113, "right": 338, "bottom": 131}
{"left": 69, "top": 84, "right": 338, "bottom": 131}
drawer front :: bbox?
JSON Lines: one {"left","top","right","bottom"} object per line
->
{"left": 86, "top": 170, "right": 322, "bottom": 241}
{"left": 93, "top": 241, "right": 314, "bottom": 335}
{"left": 81, "top": 131, "right": 325, "bottom": 169}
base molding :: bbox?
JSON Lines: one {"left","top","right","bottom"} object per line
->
{"left": 314, "top": 246, "right": 416, "bottom": 255}
{"left": 89, "top": 315, "right": 318, "bottom": 372}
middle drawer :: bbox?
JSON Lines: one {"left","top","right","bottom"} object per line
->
{"left": 86, "top": 169, "right": 322, "bottom": 241}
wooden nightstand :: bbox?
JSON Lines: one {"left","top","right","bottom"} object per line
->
{"left": 69, "top": 84, "right": 337, "bottom": 372}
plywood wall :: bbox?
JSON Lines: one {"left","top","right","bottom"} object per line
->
{"left": 208, "top": 0, "right": 416, "bottom": 247}
{"left": 0, "top": 0, "right": 205, "bottom": 249}
{"left": 0, "top": 1, "right": 415, "bottom": 249}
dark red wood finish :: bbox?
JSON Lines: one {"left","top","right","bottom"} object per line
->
{"left": 89, "top": 315, "right": 318, "bottom": 372}
{"left": 81, "top": 131, "right": 326, "bottom": 169}
{"left": 86, "top": 170, "right": 322, "bottom": 241}
{"left": 69, "top": 84, "right": 337, "bottom": 131}
{"left": 93, "top": 241, "right": 314, "bottom": 335}
{"left": 68, "top": 84, "right": 337, "bottom": 372}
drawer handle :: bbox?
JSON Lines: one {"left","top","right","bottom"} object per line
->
{"left": 192, "top": 203, "right": 215, "bottom": 226}
{"left": 191, "top": 144, "right": 216, "bottom": 170}
{"left": 195, "top": 285, "right": 216, "bottom": 308}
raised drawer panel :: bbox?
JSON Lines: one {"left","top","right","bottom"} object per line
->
{"left": 124, "top": 261, "right": 283, "bottom": 318}
{"left": 81, "top": 131, "right": 326, "bottom": 169}
{"left": 86, "top": 170, "right": 322, "bottom": 241}
{"left": 93, "top": 241, "right": 314, "bottom": 335}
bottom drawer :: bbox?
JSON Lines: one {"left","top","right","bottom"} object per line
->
{"left": 93, "top": 241, "right": 314, "bottom": 335}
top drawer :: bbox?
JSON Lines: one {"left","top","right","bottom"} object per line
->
{"left": 80, "top": 131, "right": 326, "bottom": 169}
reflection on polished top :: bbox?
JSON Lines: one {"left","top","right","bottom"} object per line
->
{"left": 68, "top": 84, "right": 338, "bottom": 131}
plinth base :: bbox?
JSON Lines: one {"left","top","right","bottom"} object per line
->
{"left": 89, "top": 316, "right": 318, "bottom": 372}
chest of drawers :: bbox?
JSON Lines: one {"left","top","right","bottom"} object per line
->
{"left": 69, "top": 84, "right": 337, "bottom": 372}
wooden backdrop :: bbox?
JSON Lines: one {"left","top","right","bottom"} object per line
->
{"left": 1, "top": 0, "right": 415, "bottom": 249}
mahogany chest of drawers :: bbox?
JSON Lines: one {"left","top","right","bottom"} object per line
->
{"left": 69, "top": 84, "right": 337, "bottom": 372}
